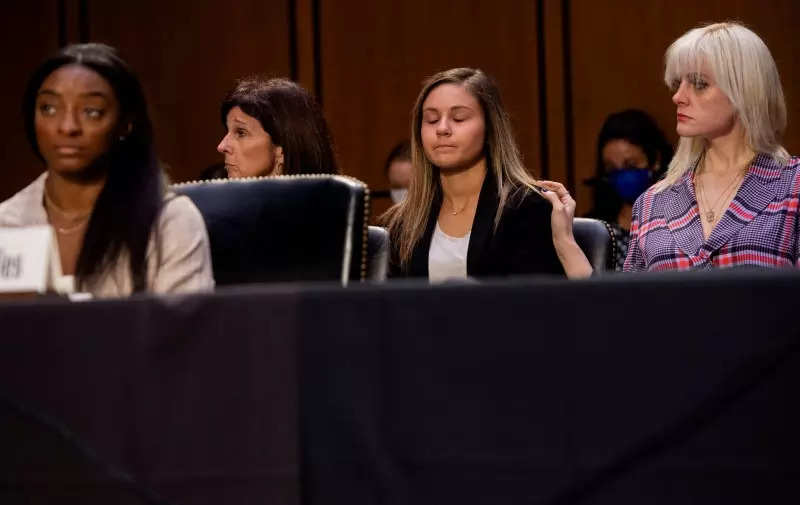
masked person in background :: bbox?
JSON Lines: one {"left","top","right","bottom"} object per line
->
{"left": 584, "top": 109, "right": 674, "bottom": 270}
{"left": 384, "top": 140, "right": 412, "bottom": 203}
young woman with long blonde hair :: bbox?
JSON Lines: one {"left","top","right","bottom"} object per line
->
{"left": 385, "top": 67, "right": 591, "bottom": 280}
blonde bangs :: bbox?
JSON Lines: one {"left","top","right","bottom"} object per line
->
{"left": 664, "top": 27, "right": 708, "bottom": 89}
{"left": 655, "top": 22, "right": 789, "bottom": 193}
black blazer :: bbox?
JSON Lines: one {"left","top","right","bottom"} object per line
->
{"left": 389, "top": 175, "right": 565, "bottom": 278}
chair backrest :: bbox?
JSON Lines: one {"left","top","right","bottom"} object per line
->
{"left": 366, "top": 226, "right": 389, "bottom": 281}
{"left": 172, "top": 175, "right": 369, "bottom": 285}
{"left": 572, "top": 217, "right": 616, "bottom": 273}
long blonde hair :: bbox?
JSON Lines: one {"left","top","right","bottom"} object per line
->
{"left": 384, "top": 68, "right": 538, "bottom": 268}
{"left": 654, "top": 22, "right": 788, "bottom": 192}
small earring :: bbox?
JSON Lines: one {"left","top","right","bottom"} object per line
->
{"left": 119, "top": 135, "right": 127, "bottom": 142}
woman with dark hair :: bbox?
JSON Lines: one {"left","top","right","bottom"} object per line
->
{"left": 384, "top": 67, "right": 591, "bottom": 280}
{"left": 217, "top": 77, "right": 338, "bottom": 177}
{"left": 585, "top": 109, "right": 674, "bottom": 270}
{"left": 0, "top": 43, "right": 214, "bottom": 296}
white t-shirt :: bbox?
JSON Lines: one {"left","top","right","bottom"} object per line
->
{"left": 428, "top": 222, "right": 471, "bottom": 282}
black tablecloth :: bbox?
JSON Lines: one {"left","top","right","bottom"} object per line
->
{"left": 0, "top": 290, "right": 300, "bottom": 505}
{"left": 1, "top": 269, "right": 799, "bottom": 504}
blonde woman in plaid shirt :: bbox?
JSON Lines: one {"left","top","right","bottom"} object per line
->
{"left": 624, "top": 22, "right": 800, "bottom": 271}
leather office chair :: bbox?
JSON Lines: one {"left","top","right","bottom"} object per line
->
{"left": 172, "top": 175, "right": 369, "bottom": 285}
{"left": 572, "top": 217, "right": 616, "bottom": 273}
{"left": 366, "top": 226, "right": 390, "bottom": 281}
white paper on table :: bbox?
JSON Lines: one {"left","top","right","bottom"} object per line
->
{"left": 0, "top": 225, "right": 64, "bottom": 294}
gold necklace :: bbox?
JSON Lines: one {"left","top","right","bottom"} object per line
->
{"left": 696, "top": 154, "right": 752, "bottom": 224}
{"left": 43, "top": 189, "right": 92, "bottom": 234}
{"left": 43, "top": 189, "right": 92, "bottom": 220}
{"left": 54, "top": 220, "right": 89, "bottom": 235}
{"left": 445, "top": 195, "right": 474, "bottom": 216}
{"left": 698, "top": 172, "right": 743, "bottom": 223}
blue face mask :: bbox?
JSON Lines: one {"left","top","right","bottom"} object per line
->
{"left": 607, "top": 167, "right": 652, "bottom": 203}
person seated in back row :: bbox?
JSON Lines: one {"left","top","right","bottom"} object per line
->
{"left": 0, "top": 43, "right": 214, "bottom": 297}
{"left": 383, "top": 67, "right": 592, "bottom": 281}
{"left": 217, "top": 77, "right": 339, "bottom": 178}
{"left": 385, "top": 140, "right": 413, "bottom": 204}
{"left": 585, "top": 109, "right": 673, "bottom": 270}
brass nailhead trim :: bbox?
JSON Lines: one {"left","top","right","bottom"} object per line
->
{"left": 360, "top": 187, "right": 370, "bottom": 282}
{"left": 601, "top": 219, "right": 618, "bottom": 271}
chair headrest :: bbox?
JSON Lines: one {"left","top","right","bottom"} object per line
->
{"left": 172, "top": 175, "right": 369, "bottom": 285}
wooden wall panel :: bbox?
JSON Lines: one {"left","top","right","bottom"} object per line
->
{"left": 293, "top": 0, "right": 317, "bottom": 93}
{"left": 542, "top": 0, "right": 568, "bottom": 188}
{"left": 319, "top": 0, "right": 542, "bottom": 219}
{"left": 5, "top": 1, "right": 800, "bottom": 220}
{"left": 0, "top": 1, "right": 62, "bottom": 201}
{"left": 569, "top": 0, "right": 800, "bottom": 214}
{"left": 87, "top": 1, "right": 292, "bottom": 184}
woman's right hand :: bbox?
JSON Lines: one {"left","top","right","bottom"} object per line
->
{"left": 535, "top": 180, "right": 576, "bottom": 244}
{"left": 535, "top": 180, "right": 593, "bottom": 279}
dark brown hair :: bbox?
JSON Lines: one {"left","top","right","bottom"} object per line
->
{"left": 221, "top": 77, "right": 338, "bottom": 175}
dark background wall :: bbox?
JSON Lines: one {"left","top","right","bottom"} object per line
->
{"left": 2, "top": 0, "right": 799, "bottom": 218}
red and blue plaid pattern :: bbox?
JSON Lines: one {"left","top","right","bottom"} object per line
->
{"left": 624, "top": 153, "right": 800, "bottom": 271}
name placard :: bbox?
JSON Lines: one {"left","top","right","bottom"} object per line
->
{"left": 0, "top": 226, "right": 62, "bottom": 294}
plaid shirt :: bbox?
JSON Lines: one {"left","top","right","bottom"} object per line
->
{"left": 624, "top": 153, "right": 800, "bottom": 271}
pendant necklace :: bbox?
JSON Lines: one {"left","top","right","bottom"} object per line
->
{"left": 447, "top": 196, "right": 473, "bottom": 215}
{"left": 696, "top": 154, "right": 752, "bottom": 224}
